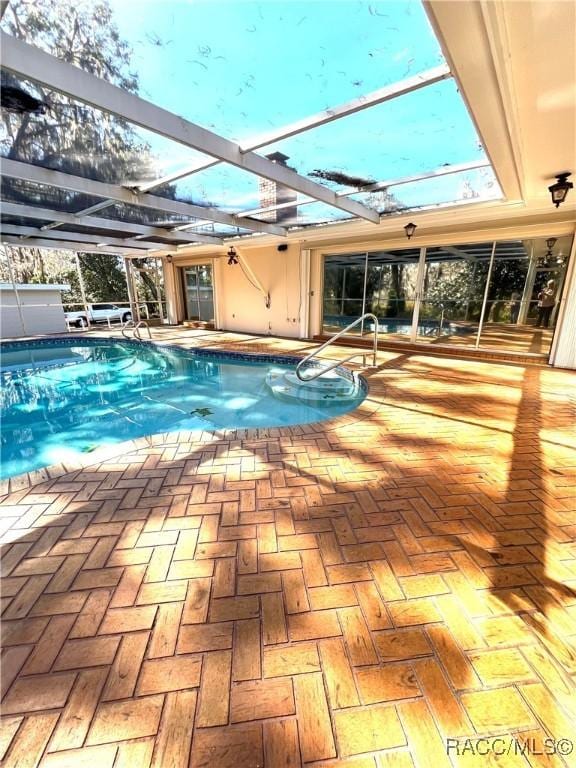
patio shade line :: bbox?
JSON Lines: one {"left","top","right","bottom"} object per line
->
{"left": 138, "top": 63, "right": 452, "bottom": 193}
{"left": 0, "top": 158, "right": 286, "bottom": 238}
{"left": 0, "top": 32, "right": 380, "bottom": 224}
{"left": 0, "top": 224, "right": 174, "bottom": 252}
{"left": 0, "top": 202, "right": 223, "bottom": 246}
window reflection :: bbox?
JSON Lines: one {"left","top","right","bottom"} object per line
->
{"left": 322, "top": 235, "right": 573, "bottom": 356}
{"left": 182, "top": 264, "right": 215, "bottom": 324}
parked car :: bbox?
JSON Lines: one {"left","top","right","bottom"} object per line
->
{"left": 65, "top": 303, "right": 133, "bottom": 328}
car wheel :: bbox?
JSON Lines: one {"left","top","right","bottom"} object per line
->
{"left": 122, "top": 312, "right": 132, "bottom": 323}
{"left": 77, "top": 317, "right": 88, "bottom": 328}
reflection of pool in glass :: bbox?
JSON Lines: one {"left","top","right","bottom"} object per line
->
{"left": 323, "top": 315, "right": 475, "bottom": 337}
{"left": 0, "top": 339, "right": 366, "bottom": 479}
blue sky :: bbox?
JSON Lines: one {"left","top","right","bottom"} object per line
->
{"left": 106, "top": 1, "right": 498, "bottom": 216}
{"left": 109, "top": 1, "right": 443, "bottom": 136}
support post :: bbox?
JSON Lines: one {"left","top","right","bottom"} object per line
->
{"left": 124, "top": 258, "right": 139, "bottom": 323}
{"left": 74, "top": 253, "right": 91, "bottom": 328}
{"left": 519, "top": 242, "right": 537, "bottom": 324}
{"left": 475, "top": 241, "right": 497, "bottom": 348}
{"left": 410, "top": 246, "right": 427, "bottom": 342}
{"left": 299, "top": 249, "right": 311, "bottom": 340}
{"left": 5, "top": 250, "right": 27, "bottom": 336}
{"left": 154, "top": 258, "right": 165, "bottom": 323}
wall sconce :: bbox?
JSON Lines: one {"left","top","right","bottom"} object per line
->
{"left": 165, "top": 255, "right": 173, "bottom": 264}
{"left": 548, "top": 172, "right": 573, "bottom": 207}
{"left": 545, "top": 237, "right": 557, "bottom": 255}
{"left": 227, "top": 246, "right": 239, "bottom": 265}
{"left": 404, "top": 222, "right": 417, "bottom": 240}
{"left": 537, "top": 238, "right": 557, "bottom": 268}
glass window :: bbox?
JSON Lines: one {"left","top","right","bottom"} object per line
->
{"left": 322, "top": 248, "right": 422, "bottom": 338}
{"left": 182, "top": 264, "right": 214, "bottom": 323}
{"left": 365, "top": 249, "right": 421, "bottom": 336}
{"left": 321, "top": 237, "right": 574, "bottom": 357}
{"left": 418, "top": 243, "right": 493, "bottom": 345}
{"left": 322, "top": 254, "right": 367, "bottom": 334}
{"left": 479, "top": 235, "right": 573, "bottom": 355}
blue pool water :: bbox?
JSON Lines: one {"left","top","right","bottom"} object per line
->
{"left": 0, "top": 339, "right": 365, "bottom": 479}
{"left": 324, "top": 315, "right": 475, "bottom": 336}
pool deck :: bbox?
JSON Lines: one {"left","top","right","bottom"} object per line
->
{"left": 1, "top": 328, "right": 575, "bottom": 768}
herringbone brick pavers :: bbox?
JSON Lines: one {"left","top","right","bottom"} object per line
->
{"left": 1, "top": 335, "right": 575, "bottom": 768}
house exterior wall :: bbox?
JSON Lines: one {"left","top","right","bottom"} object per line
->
{"left": 306, "top": 220, "right": 576, "bottom": 367}
{"left": 0, "top": 285, "right": 69, "bottom": 339}
{"left": 164, "top": 217, "right": 576, "bottom": 366}
{"left": 170, "top": 244, "right": 305, "bottom": 338}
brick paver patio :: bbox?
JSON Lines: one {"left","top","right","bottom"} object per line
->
{"left": 1, "top": 332, "right": 575, "bottom": 767}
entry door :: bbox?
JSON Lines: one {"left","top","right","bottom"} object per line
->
{"left": 183, "top": 264, "right": 214, "bottom": 322}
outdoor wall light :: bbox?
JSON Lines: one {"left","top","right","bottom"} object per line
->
{"left": 548, "top": 172, "right": 573, "bottom": 208}
{"left": 545, "top": 237, "right": 557, "bottom": 255}
{"left": 404, "top": 222, "right": 417, "bottom": 240}
{"left": 165, "top": 255, "right": 173, "bottom": 264}
{"left": 227, "top": 246, "right": 239, "bottom": 265}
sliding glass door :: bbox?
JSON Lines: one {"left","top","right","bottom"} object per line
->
{"left": 419, "top": 242, "right": 492, "bottom": 346}
{"left": 478, "top": 237, "right": 571, "bottom": 353}
{"left": 322, "top": 254, "right": 366, "bottom": 334}
{"left": 364, "top": 249, "right": 421, "bottom": 340}
{"left": 183, "top": 264, "right": 214, "bottom": 323}
{"left": 321, "top": 235, "right": 573, "bottom": 356}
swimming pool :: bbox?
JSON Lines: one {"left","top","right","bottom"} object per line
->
{"left": 323, "top": 315, "right": 475, "bottom": 336}
{"left": 0, "top": 338, "right": 366, "bottom": 479}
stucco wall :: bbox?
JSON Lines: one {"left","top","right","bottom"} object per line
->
{"left": 171, "top": 245, "right": 307, "bottom": 338}
{"left": 216, "top": 244, "right": 304, "bottom": 337}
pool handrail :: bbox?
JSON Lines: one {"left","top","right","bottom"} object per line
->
{"left": 296, "top": 312, "right": 378, "bottom": 382}
{"left": 121, "top": 319, "right": 152, "bottom": 341}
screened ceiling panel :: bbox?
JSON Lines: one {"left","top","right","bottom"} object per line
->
{"left": 0, "top": 76, "right": 207, "bottom": 187}
{"left": 97, "top": 203, "right": 197, "bottom": 228}
{"left": 1, "top": 213, "right": 53, "bottom": 229}
{"left": 351, "top": 166, "right": 501, "bottom": 214}
{"left": 1, "top": 177, "right": 105, "bottom": 214}
{"left": 55, "top": 222, "right": 162, "bottom": 241}
{"left": 262, "top": 79, "right": 488, "bottom": 193}
{"left": 2, "top": 1, "right": 445, "bottom": 141}
{"left": 154, "top": 165, "right": 358, "bottom": 228}
{"left": 154, "top": 164, "right": 271, "bottom": 212}
{"left": 251, "top": 202, "right": 355, "bottom": 228}
{"left": 0, "top": 1, "right": 505, "bottom": 249}
{"left": 178, "top": 223, "right": 258, "bottom": 237}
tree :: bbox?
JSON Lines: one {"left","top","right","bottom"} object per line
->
{"left": 1, "top": 0, "right": 147, "bottom": 180}
{"left": 0, "top": 0, "right": 172, "bottom": 303}
{"left": 0, "top": 244, "right": 76, "bottom": 286}
{"left": 76, "top": 253, "right": 128, "bottom": 303}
